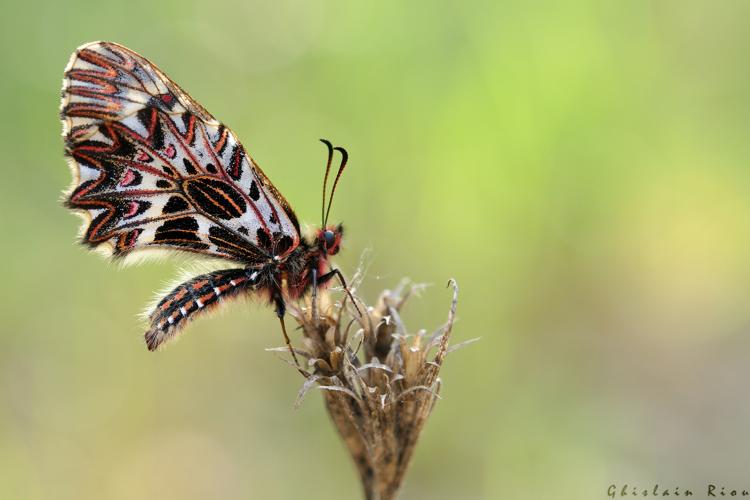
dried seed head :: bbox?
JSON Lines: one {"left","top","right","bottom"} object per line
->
{"left": 282, "top": 278, "right": 463, "bottom": 500}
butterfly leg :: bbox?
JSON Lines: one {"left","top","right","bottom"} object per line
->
{"left": 273, "top": 292, "right": 304, "bottom": 371}
{"left": 316, "top": 268, "right": 363, "bottom": 317}
{"left": 311, "top": 268, "right": 319, "bottom": 325}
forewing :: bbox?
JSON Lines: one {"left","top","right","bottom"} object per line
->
{"left": 61, "top": 41, "right": 301, "bottom": 262}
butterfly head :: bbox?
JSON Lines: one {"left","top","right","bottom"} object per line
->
{"left": 317, "top": 224, "right": 344, "bottom": 256}
{"left": 318, "top": 139, "right": 350, "bottom": 258}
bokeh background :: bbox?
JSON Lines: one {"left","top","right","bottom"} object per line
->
{"left": 3, "top": 1, "right": 750, "bottom": 499}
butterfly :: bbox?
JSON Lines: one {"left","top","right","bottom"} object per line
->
{"left": 60, "top": 41, "right": 355, "bottom": 359}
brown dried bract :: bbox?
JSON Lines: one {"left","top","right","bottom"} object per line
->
{"left": 278, "top": 278, "right": 462, "bottom": 500}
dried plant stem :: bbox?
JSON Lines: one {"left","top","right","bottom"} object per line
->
{"left": 280, "top": 278, "right": 461, "bottom": 500}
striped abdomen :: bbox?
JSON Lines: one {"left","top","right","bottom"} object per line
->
{"left": 145, "top": 267, "right": 262, "bottom": 350}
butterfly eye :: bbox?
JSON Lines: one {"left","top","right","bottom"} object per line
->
{"left": 323, "top": 230, "right": 336, "bottom": 248}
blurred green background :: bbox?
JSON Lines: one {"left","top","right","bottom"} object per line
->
{"left": 3, "top": 1, "right": 750, "bottom": 499}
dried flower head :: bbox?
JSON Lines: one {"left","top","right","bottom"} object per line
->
{"left": 271, "top": 276, "right": 467, "bottom": 500}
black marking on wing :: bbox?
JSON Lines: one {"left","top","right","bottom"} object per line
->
{"left": 136, "top": 107, "right": 165, "bottom": 150}
{"left": 153, "top": 216, "right": 206, "bottom": 246}
{"left": 229, "top": 144, "right": 244, "bottom": 180}
{"left": 162, "top": 196, "right": 190, "bottom": 214}
{"left": 183, "top": 177, "right": 247, "bottom": 220}
{"left": 182, "top": 157, "right": 198, "bottom": 175}
{"left": 248, "top": 180, "right": 260, "bottom": 201}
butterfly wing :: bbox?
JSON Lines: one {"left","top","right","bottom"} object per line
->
{"left": 61, "top": 41, "right": 301, "bottom": 263}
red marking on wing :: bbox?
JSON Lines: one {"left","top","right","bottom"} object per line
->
{"left": 116, "top": 228, "right": 141, "bottom": 251}
{"left": 160, "top": 112, "right": 206, "bottom": 176}
{"left": 146, "top": 108, "right": 159, "bottom": 138}
{"left": 183, "top": 114, "right": 196, "bottom": 145}
{"left": 230, "top": 146, "right": 242, "bottom": 179}
{"left": 136, "top": 150, "right": 152, "bottom": 162}
{"left": 123, "top": 201, "right": 139, "bottom": 218}
{"left": 110, "top": 122, "right": 185, "bottom": 178}
{"left": 120, "top": 169, "right": 137, "bottom": 187}
{"left": 213, "top": 127, "right": 228, "bottom": 154}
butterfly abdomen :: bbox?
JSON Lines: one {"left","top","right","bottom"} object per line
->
{"left": 145, "top": 267, "right": 262, "bottom": 350}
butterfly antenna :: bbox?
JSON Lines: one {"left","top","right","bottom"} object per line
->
{"left": 320, "top": 139, "right": 335, "bottom": 227}
{"left": 324, "top": 146, "right": 349, "bottom": 227}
